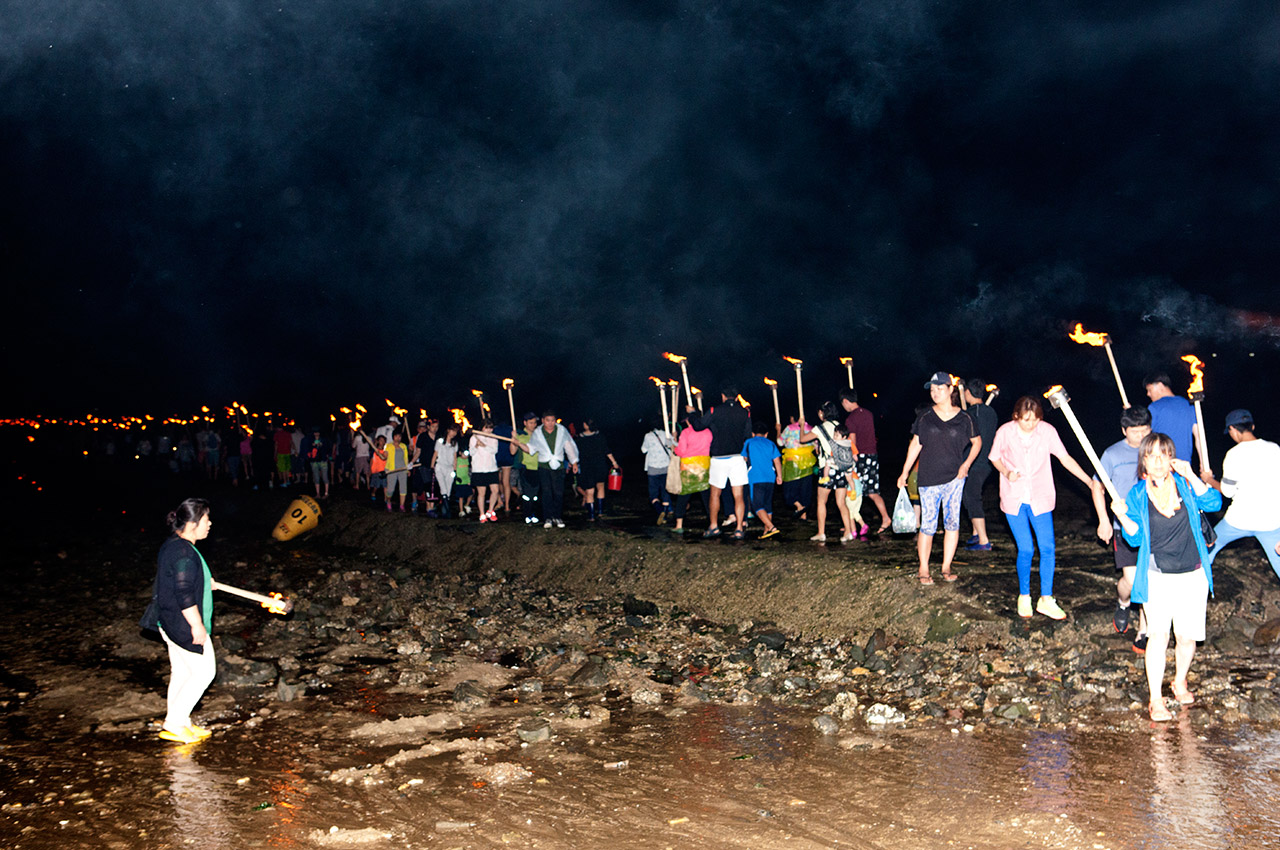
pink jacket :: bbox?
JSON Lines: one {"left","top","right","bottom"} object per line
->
{"left": 675, "top": 426, "right": 713, "bottom": 458}
{"left": 989, "top": 420, "right": 1070, "bottom": 515}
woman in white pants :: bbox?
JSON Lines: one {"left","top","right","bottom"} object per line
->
{"left": 143, "top": 498, "right": 218, "bottom": 744}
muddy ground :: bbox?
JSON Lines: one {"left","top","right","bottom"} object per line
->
{"left": 2, "top": 474, "right": 1279, "bottom": 848}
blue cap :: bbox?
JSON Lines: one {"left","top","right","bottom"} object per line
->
{"left": 1224, "top": 409, "right": 1253, "bottom": 433}
{"left": 923, "top": 371, "right": 954, "bottom": 388}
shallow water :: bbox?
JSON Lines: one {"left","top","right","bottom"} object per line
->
{"left": 4, "top": 688, "right": 1278, "bottom": 850}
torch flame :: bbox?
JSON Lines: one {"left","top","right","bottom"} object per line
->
{"left": 1182, "top": 354, "right": 1205, "bottom": 394}
{"left": 356, "top": 404, "right": 367, "bottom": 414}
{"left": 783, "top": 356, "right": 803, "bottom": 366}
{"left": 502, "top": 378, "right": 514, "bottom": 390}
{"left": 839, "top": 357, "right": 852, "bottom": 365}
{"left": 950, "top": 374, "right": 962, "bottom": 386}
{"left": 1043, "top": 385, "right": 1064, "bottom": 399}
{"left": 329, "top": 414, "right": 336, "bottom": 422}
{"left": 763, "top": 377, "right": 778, "bottom": 386}
{"left": 385, "top": 398, "right": 395, "bottom": 408}
{"left": 649, "top": 376, "right": 665, "bottom": 387}
{"left": 690, "top": 386, "right": 702, "bottom": 396}
{"left": 662, "top": 352, "right": 687, "bottom": 363}
{"left": 339, "top": 407, "right": 351, "bottom": 414}
{"left": 419, "top": 408, "right": 427, "bottom": 419}
{"left": 736, "top": 394, "right": 751, "bottom": 408}
{"left": 263, "top": 592, "right": 289, "bottom": 616}
{"left": 666, "top": 379, "right": 679, "bottom": 387}
{"left": 1068, "top": 322, "right": 1109, "bottom": 347}
{"left": 449, "top": 408, "right": 474, "bottom": 432}
{"left": 200, "top": 405, "right": 210, "bottom": 413}
{"left": 985, "top": 384, "right": 998, "bottom": 392}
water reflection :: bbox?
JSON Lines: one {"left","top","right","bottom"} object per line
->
{"left": 164, "top": 742, "right": 235, "bottom": 849}
{"left": 1143, "top": 715, "right": 1230, "bottom": 849}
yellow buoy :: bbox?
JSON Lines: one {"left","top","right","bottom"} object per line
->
{"left": 272, "top": 495, "right": 322, "bottom": 541}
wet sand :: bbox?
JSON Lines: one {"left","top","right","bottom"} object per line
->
{"left": 2, "top": 470, "right": 1279, "bottom": 848}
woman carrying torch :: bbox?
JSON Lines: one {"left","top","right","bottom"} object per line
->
{"left": 1112, "top": 433, "right": 1221, "bottom": 722}
{"left": 988, "top": 396, "right": 1094, "bottom": 620}
{"left": 142, "top": 498, "right": 218, "bottom": 744}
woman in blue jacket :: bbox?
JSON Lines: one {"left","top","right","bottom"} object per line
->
{"left": 1112, "top": 433, "right": 1221, "bottom": 722}
{"left": 145, "top": 498, "right": 218, "bottom": 744}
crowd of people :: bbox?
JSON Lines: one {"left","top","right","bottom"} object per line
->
{"left": 116, "top": 363, "right": 1280, "bottom": 726}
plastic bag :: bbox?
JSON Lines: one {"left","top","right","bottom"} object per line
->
{"left": 891, "top": 487, "right": 917, "bottom": 534}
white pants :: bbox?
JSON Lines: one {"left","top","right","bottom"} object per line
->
{"left": 160, "top": 626, "right": 217, "bottom": 731}
{"left": 1144, "top": 566, "right": 1208, "bottom": 642}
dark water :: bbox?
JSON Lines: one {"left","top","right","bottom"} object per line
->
{"left": 3, "top": 687, "right": 1278, "bottom": 849}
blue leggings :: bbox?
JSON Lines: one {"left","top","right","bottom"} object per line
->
{"left": 1005, "top": 504, "right": 1056, "bottom": 596}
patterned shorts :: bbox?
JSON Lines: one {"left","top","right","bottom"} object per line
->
{"left": 855, "top": 454, "right": 881, "bottom": 495}
{"left": 918, "top": 477, "right": 964, "bottom": 535}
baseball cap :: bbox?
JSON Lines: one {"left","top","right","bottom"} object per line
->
{"left": 923, "top": 371, "right": 955, "bottom": 388}
{"left": 1224, "top": 409, "right": 1253, "bottom": 433}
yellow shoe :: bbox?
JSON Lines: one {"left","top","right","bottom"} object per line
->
{"left": 1036, "top": 596, "right": 1067, "bottom": 620}
{"left": 159, "top": 727, "right": 201, "bottom": 744}
{"left": 185, "top": 724, "right": 212, "bottom": 739}
{"left": 1017, "top": 595, "right": 1033, "bottom": 618}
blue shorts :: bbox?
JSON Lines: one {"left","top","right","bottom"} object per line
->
{"left": 750, "top": 481, "right": 775, "bottom": 515}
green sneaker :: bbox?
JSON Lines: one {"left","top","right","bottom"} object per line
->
{"left": 1036, "top": 596, "right": 1067, "bottom": 620}
{"left": 1017, "top": 595, "right": 1033, "bottom": 618}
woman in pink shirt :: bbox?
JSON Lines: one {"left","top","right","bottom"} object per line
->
{"left": 988, "top": 396, "right": 1093, "bottom": 620}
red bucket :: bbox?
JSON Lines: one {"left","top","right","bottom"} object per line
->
{"left": 606, "top": 469, "right": 623, "bottom": 491}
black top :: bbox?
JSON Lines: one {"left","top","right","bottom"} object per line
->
{"left": 912, "top": 409, "right": 977, "bottom": 487}
{"left": 1148, "top": 499, "right": 1200, "bottom": 573}
{"left": 150, "top": 535, "right": 209, "bottom": 654}
{"left": 689, "top": 402, "right": 752, "bottom": 457}
{"left": 964, "top": 404, "right": 998, "bottom": 467}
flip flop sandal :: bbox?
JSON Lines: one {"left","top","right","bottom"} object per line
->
{"left": 918, "top": 574, "right": 935, "bottom": 586}
{"left": 702, "top": 527, "right": 722, "bottom": 539}
{"left": 760, "top": 527, "right": 780, "bottom": 539}
{"left": 1149, "top": 701, "right": 1173, "bottom": 722}
{"left": 1172, "top": 687, "right": 1195, "bottom": 706}
{"left": 942, "top": 571, "right": 958, "bottom": 582}
{"left": 731, "top": 530, "right": 746, "bottom": 540}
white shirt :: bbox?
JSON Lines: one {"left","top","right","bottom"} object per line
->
{"left": 469, "top": 433, "right": 499, "bottom": 473}
{"left": 528, "top": 424, "right": 579, "bottom": 469}
{"left": 1220, "top": 438, "right": 1280, "bottom": 530}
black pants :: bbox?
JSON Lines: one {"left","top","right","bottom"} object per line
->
{"left": 962, "top": 463, "right": 992, "bottom": 519}
{"left": 673, "top": 489, "right": 710, "bottom": 519}
{"left": 538, "top": 466, "right": 566, "bottom": 520}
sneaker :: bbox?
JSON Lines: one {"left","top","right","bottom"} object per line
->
{"left": 544, "top": 521, "right": 553, "bottom": 529}
{"left": 486, "top": 511, "right": 497, "bottom": 522}
{"left": 1036, "top": 596, "right": 1067, "bottom": 620}
{"left": 554, "top": 519, "right": 565, "bottom": 528}
{"left": 1113, "top": 602, "right": 1131, "bottom": 634}
{"left": 840, "top": 533, "right": 855, "bottom": 543}
{"left": 965, "top": 534, "right": 979, "bottom": 546}
{"left": 1017, "top": 595, "right": 1033, "bottom": 618}
{"left": 400, "top": 504, "right": 407, "bottom": 512}
{"left": 185, "top": 724, "right": 212, "bottom": 739}
{"left": 479, "top": 514, "right": 489, "bottom": 523}
{"left": 656, "top": 512, "right": 667, "bottom": 527}
{"left": 411, "top": 501, "right": 419, "bottom": 512}
{"left": 965, "top": 541, "right": 992, "bottom": 551}
{"left": 385, "top": 503, "right": 393, "bottom": 512}
{"left": 1132, "top": 634, "right": 1148, "bottom": 655}
{"left": 809, "top": 533, "right": 827, "bottom": 542}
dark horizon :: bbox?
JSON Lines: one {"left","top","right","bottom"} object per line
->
{"left": 4, "top": 1, "right": 1279, "bottom": 439}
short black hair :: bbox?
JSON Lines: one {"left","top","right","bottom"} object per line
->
{"left": 839, "top": 388, "right": 859, "bottom": 405}
{"left": 721, "top": 385, "right": 738, "bottom": 400}
{"left": 1231, "top": 421, "right": 1256, "bottom": 434}
{"left": 964, "top": 378, "right": 985, "bottom": 398}
{"left": 1120, "top": 405, "right": 1152, "bottom": 429}
{"left": 1143, "top": 373, "right": 1173, "bottom": 389}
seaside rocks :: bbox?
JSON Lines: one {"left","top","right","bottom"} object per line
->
{"left": 623, "top": 596, "right": 660, "bottom": 617}
{"left": 865, "top": 703, "right": 906, "bottom": 725}
{"left": 812, "top": 715, "right": 840, "bottom": 736}
{"left": 568, "top": 661, "right": 609, "bottom": 689}
{"left": 1254, "top": 618, "right": 1280, "bottom": 647}
{"left": 452, "top": 681, "right": 490, "bottom": 711}
{"left": 516, "top": 718, "right": 552, "bottom": 744}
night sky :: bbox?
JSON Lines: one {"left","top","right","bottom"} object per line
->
{"left": 4, "top": 1, "right": 1279, "bottom": 448}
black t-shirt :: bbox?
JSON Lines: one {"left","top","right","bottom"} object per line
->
{"left": 1148, "top": 499, "right": 1200, "bottom": 573}
{"left": 912, "top": 409, "right": 977, "bottom": 487}
{"left": 964, "top": 404, "right": 998, "bottom": 467}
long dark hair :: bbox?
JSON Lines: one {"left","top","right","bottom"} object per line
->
{"left": 167, "top": 498, "right": 210, "bottom": 532}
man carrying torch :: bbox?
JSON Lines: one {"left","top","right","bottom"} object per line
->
{"left": 1143, "top": 371, "right": 1210, "bottom": 476}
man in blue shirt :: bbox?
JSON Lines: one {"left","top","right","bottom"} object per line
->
{"left": 1144, "top": 373, "right": 1209, "bottom": 475}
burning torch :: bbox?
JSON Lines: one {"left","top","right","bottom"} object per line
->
{"left": 211, "top": 581, "right": 293, "bottom": 615}
{"left": 1068, "top": 323, "right": 1130, "bottom": 409}
{"left": 664, "top": 352, "right": 694, "bottom": 407}
{"left": 650, "top": 377, "right": 671, "bottom": 435}
{"left": 985, "top": 384, "right": 1000, "bottom": 406}
{"left": 502, "top": 379, "right": 516, "bottom": 431}
{"left": 784, "top": 356, "right": 805, "bottom": 425}
{"left": 764, "top": 377, "right": 781, "bottom": 428}
{"left": 839, "top": 357, "right": 853, "bottom": 389}
{"left": 1182, "top": 354, "right": 1211, "bottom": 474}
